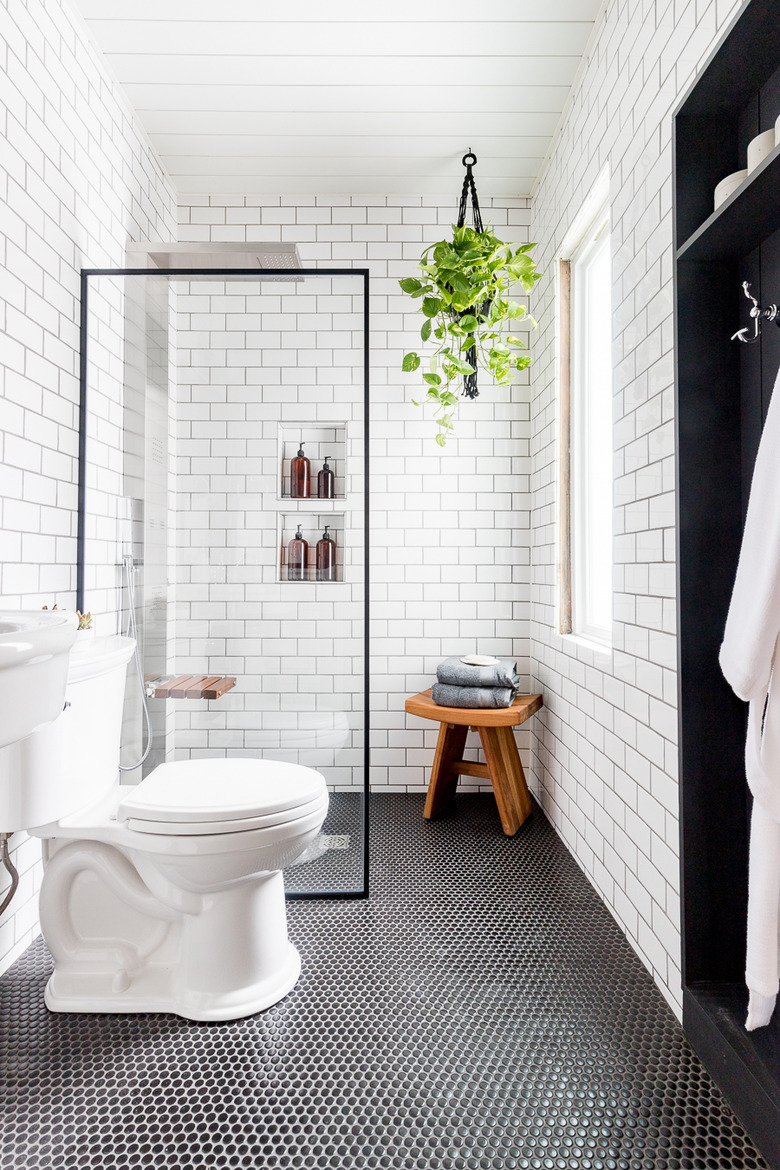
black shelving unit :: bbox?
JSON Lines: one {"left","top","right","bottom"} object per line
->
{"left": 674, "top": 3, "right": 780, "bottom": 1165}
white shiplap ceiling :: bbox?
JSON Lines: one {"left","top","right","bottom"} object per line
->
{"left": 72, "top": 0, "right": 602, "bottom": 198}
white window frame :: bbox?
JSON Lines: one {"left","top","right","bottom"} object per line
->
{"left": 560, "top": 195, "right": 613, "bottom": 649}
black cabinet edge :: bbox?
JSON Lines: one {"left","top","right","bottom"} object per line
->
{"left": 684, "top": 987, "right": 780, "bottom": 1169}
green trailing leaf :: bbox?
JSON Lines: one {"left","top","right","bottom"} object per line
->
{"left": 398, "top": 218, "right": 543, "bottom": 444}
{"left": 448, "top": 273, "right": 471, "bottom": 294}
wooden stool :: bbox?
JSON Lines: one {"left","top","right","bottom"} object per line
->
{"left": 405, "top": 688, "right": 543, "bottom": 836}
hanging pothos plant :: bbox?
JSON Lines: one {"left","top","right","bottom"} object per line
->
{"left": 399, "top": 155, "right": 543, "bottom": 445}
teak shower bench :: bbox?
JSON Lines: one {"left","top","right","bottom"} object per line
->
{"left": 152, "top": 675, "right": 236, "bottom": 700}
{"left": 405, "top": 689, "right": 543, "bottom": 836}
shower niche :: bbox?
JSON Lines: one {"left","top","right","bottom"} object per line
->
{"left": 277, "top": 421, "right": 347, "bottom": 500}
{"left": 278, "top": 512, "right": 345, "bottom": 584}
{"left": 78, "top": 264, "right": 370, "bottom": 898}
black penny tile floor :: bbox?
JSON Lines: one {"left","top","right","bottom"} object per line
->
{"left": 0, "top": 793, "right": 768, "bottom": 1169}
{"left": 287, "top": 790, "right": 364, "bottom": 893}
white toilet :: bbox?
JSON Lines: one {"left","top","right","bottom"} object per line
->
{"left": 27, "top": 635, "right": 329, "bottom": 1022}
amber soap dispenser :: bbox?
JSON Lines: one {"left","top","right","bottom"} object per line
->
{"left": 287, "top": 524, "right": 308, "bottom": 581}
{"left": 290, "top": 442, "right": 311, "bottom": 498}
{"left": 317, "top": 455, "right": 335, "bottom": 499}
{"left": 316, "top": 525, "right": 337, "bottom": 582}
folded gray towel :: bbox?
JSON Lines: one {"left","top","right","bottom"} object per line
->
{"left": 436, "top": 656, "right": 520, "bottom": 690}
{"left": 432, "top": 683, "right": 517, "bottom": 709}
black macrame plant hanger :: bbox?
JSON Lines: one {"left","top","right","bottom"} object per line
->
{"left": 456, "top": 150, "right": 485, "bottom": 400}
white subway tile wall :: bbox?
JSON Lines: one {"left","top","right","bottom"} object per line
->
{"left": 177, "top": 195, "right": 535, "bottom": 796}
{"left": 172, "top": 273, "right": 366, "bottom": 783}
{"left": 529, "top": 0, "right": 741, "bottom": 1017}
{"left": 0, "top": 0, "right": 177, "bottom": 972}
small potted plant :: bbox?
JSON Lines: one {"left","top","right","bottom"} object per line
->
{"left": 400, "top": 224, "right": 542, "bottom": 445}
{"left": 399, "top": 152, "right": 543, "bottom": 445}
{"left": 76, "top": 610, "right": 93, "bottom": 636}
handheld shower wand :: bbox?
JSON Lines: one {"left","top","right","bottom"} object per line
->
{"left": 119, "top": 553, "right": 153, "bottom": 773}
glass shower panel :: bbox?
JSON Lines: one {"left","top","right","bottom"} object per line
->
{"left": 80, "top": 275, "right": 174, "bottom": 778}
{"left": 172, "top": 272, "right": 366, "bottom": 894}
{"left": 80, "top": 269, "right": 368, "bottom": 897}
{"left": 121, "top": 275, "right": 173, "bottom": 777}
{"left": 80, "top": 273, "right": 127, "bottom": 625}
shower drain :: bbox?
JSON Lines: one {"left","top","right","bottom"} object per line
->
{"left": 320, "top": 834, "right": 350, "bottom": 850}
{"left": 289, "top": 831, "right": 352, "bottom": 867}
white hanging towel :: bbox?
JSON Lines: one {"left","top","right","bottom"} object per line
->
{"left": 720, "top": 363, "right": 780, "bottom": 1030}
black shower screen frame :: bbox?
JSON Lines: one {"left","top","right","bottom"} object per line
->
{"left": 77, "top": 267, "right": 370, "bottom": 901}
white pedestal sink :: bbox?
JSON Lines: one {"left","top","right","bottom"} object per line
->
{"left": 0, "top": 610, "right": 77, "bottom": 831}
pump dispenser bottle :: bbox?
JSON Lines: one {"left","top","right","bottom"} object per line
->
{"left": 287, "top": 524, "right": 308, "bottom": 581}
{"left": 316, "top": 525, "right": 336, "bottom": 581}
{"left": 317, "top": 455, "right": 335, "bottom": 499}
{"left": 291, "top": 443, "right": 311, "bottom": 498}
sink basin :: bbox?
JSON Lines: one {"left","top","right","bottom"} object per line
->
{"left": 0, "top": 611, "right": 77, "bottom": 748}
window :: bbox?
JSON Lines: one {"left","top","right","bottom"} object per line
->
{"left": 560, "top": 202, "right": 612, "bottom": 646}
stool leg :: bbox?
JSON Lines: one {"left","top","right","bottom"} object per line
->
{"left": 477, "top": 726, "right": 532, "bottom": 836}
{"left": 423, "top": 722, "right": 468, "bottom": 819}
{"left": 477, "top": 727, "right": 520, "bottom": 835}
{"left": 494, "top": 726, "right": 533, "bottom": 826}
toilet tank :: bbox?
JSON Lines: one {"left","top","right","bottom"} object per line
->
{"left": 62, "top": 636, "right": 136, "bottom": 810}
{"left": 0, "top": 635, "right": 135, "bottom": 831}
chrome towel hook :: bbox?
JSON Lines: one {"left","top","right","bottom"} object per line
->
{"left": 732, "top": 280, "right": 779, "bottom": 344}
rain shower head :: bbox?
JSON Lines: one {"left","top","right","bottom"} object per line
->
{"left": 124, "top": 241, "right": 302, "bottom": 272}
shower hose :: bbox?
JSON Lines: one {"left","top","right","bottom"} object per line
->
{"left": 119, "top": 553, "right": 153, "bottom": 773}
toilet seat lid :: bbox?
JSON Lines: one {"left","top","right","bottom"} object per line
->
{"left": 117, "top": 758, "right": 327, "bottom": 826}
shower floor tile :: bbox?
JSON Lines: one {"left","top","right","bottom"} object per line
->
{"left": 287, "top": 790, "right": 364, "bottom": 893}
{"left": 0, "top": 794, "right": 768, "bottom": 1169}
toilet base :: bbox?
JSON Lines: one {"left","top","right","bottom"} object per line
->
{"left": 43, "top": 941, "right": 301, "bottom": 1022}
{"left": 38, "top": 838, "right": 307, "bottom": 1022}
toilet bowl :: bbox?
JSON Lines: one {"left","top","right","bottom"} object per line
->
{"left": 28, "top": 636, "right": 329, "bottom": 1021}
